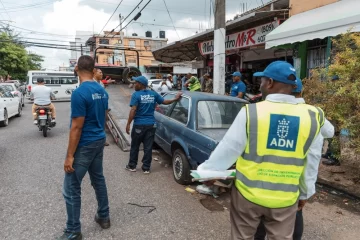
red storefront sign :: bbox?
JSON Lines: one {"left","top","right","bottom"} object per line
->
{"left": 199, "top": 20, "right": 280, "bottom": 55}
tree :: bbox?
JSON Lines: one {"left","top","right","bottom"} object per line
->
{"left": 0, "top": 27, "right": 44, "bottom": 80}
{"left": 303, "top": 32, "right": 360, "bottom": 166}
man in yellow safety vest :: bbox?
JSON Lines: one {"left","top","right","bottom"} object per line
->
{"left": 198, "top": 61, "right": 328, "bottom": 239}
{"left": 185, "top": 74, "right": 201, "bottom": 91}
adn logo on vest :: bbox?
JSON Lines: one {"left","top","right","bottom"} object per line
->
{"left": 266, "top": 114, "right": 300, "bottom": 152}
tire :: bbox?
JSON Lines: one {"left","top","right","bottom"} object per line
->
{"left": 172, "top": 149, "right": 191, "bottom": 185}
{"left": 122, "top": 67, "right": 141, "bottom": 84}
{"left": 0, "top": 109, "right": 9, "bottom": 127}
{"left": 16, "top": 105, "right": 22, "bottom": 117}
{"left": 42, "top": 126, "right": 48, "bottom": 137}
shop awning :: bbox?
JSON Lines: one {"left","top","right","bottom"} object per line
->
{"left": 152, "top": 10, "right": 287, "bottom": 63}
{"left": 265, "top": 0, "right": 360, "bottom": 49}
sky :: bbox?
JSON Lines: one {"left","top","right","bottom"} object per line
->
{"left": 0, "top": 0, "right": 272, "bottom": 70}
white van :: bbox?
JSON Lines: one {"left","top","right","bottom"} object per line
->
{"left": 26, "top": 71, "right": 79, "bottom": 101}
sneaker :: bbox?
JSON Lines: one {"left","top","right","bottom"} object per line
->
{"left": 51, "top": 119, "right": 56, "bottom": 123}
{"left": 143, "top": 170, "right": 150, "bottom": 174}
{"left": 104, "top": 141, "right": 110, "bottom": 146}
{"left": 125, "top": 165, "right": 136, "bottom": 172}
{"left": 95, "top": 214, "right": 111, "bottom": 229}
{"left": 57, "top": 229, "right": 82, "bottom": 240}
{"left": 322, "top": 158, "right": 341, "bottom": 166}
{"left": 33, "top": 120, "right": 38, "bottom": 125}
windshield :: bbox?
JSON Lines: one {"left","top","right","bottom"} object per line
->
{"left": 0, "top": 85, "right": 14, "bottom": 91}
{"left": 197, "top": 101, "right": 245, "bottom": 129}
{"left": 32, "top": 76, "right": 78, "bottom": 85}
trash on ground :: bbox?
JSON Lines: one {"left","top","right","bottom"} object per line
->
{"left": 127, "top": 202, "right": 156, "bottom": 214}
{"left": 191, "top": 169, "right": 236, "bottom": 182}
{"left": 196, "top": 184, "right": 219, "bottom": 198}
{"left": 185, "top": 187, "right": 196, "bottom": 194}
{"left": 153, "top": 157, "right": 159, "bottom": 161}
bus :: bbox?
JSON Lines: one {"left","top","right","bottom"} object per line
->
{"left": 26, "top": 71, "right": 79, "bottom": 101}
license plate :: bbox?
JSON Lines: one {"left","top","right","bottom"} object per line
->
{"left": 38, "top": 115, "right": 47, "bottom": 120}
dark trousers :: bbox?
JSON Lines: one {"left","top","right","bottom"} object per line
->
{"left": 255, "top": 210, "right": 303, "bottom": 240}
{"left": 128, "top": 125, "right": 156, "bottom": 171}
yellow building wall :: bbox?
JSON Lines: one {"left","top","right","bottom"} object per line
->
{"left": 289, "top": 0, "right": 339, "bottom": 16}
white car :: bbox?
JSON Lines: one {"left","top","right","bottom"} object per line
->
{"left": 148, "top": 79, "right": 174, "bottom": 93}
{"left": 0, "top": 82, "right": 25, "bottom": 107}
{"left": 0, "top": 86, "right": 22, "bottom": 127}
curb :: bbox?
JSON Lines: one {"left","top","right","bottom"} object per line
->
{"left": 317, "top": 177, "right": 360, "bottom": 200}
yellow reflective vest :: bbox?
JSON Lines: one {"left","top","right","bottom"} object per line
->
{"left": 235, "top": 101, "right": 324, "bottom": 208}
{"left": 188, "top": 77, "right": 201, "bottom": 91}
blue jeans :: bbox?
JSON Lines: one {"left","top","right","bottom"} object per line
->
{"left": 62, "top": 138, "right": 109, "bottom": 232}
{"left": 128, "top": 125, "right": 156, "bottom": 171}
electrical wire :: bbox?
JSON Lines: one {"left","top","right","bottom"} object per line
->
{"left": 104, "top": 0, "right": 145, "bottom": 37}
{"left": 98, "top": 0, "right": 124, "bottom": 35}
{"left": 110, "top": 0, "right": 152, "bottom": 38}
{"left": 132, "top": 22, "right": 200, "bottom": 30}
{"left": 162, "top": 0, "right": 180, "bottom": 39}
{"left": 0, "top": 0, "right": 11, "bottom": 21}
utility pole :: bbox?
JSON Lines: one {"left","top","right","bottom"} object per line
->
{"left": 119, "top": 13, "right": 126, "bottom": 67}
{"left": 213, "top": 0, "right": 226, "bottom": 95}
{"left": 80, "top": 44, "right": 83, "bottom": 56}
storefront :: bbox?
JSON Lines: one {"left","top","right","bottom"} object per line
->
{"left": 265, "top": 0, "right": 360, "bottom": 79}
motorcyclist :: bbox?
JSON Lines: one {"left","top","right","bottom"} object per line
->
{"left": 30, "top": 77, "right": 56, "bottom": 125}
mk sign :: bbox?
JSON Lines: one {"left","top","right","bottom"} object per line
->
{"left": 199, "top": 21, "right": 280, "bottom": 55}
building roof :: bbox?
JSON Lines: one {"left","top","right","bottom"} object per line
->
{"left": 152, "top": 0, "right": 289, "bottom": 63}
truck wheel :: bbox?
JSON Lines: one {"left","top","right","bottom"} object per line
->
{"left": 122, "top": 67, "right": 141, "bottom": 84}
{"left": 172, "top": 149, "right": 191, "bottom": 185}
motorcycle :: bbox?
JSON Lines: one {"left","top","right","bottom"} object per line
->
{"left": 35, "top": 107, "right": 55, "bottom": 137}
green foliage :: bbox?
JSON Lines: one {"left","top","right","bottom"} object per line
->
{"left": 303, "top": 32, "right": 360, "bottom": 162}
{"left": 0, "top": 30, "right": 43, "bottom": 80}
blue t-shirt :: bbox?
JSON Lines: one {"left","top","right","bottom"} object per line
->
{"left": 71, "top": 81, "right": 109, "bottom": 147}
{"left": 230, "top": 81, "right": 246, "bottom": 98}
{"left": 130, "top": 90, "right": 164, "bottom": 126}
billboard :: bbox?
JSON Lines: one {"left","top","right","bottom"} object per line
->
{"left": 198, "top": 21, "right": 280, "bottom": 55}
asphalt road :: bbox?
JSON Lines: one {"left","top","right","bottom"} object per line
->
{"left": 0, "top": 101, "right": 230, "bottom": 240}
{"left": 1, "top": 89, "right": 360, "bottom": 240}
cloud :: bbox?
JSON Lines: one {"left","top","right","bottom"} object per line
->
{"left": 3, "top": 0, "right": 272, "bottom": 69}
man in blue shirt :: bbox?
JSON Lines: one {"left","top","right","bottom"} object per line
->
{"left": 230, "top": 71, "right": 246, "bottom": 98}
{"left": 59, "top": 56, "right": 110, "bottom": 240}
{"left": 126, "top": 76, "right": 182, "bottom": 173}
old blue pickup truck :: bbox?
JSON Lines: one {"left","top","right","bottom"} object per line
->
{"left": 154, "top": 91, "right": 247, "bottom": 184}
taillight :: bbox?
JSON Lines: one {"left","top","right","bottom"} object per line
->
{"left": 39, "top": 110, "right": 46, "bottom": 115}
{"left": 28, "top": 85, "right": 31, "bottom": 92}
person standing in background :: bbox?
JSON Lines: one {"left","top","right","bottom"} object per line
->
{"left": 202, "top": 74, "right": 213, "bottom": 93}
{"left": 94, "top": 68, "right": 110, "bottom": 146}
{"left": 230, "top": 72, "right": 246, "bottom": 98}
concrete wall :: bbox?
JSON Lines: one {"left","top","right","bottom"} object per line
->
{"left": 289, "top": 0, "right": 339, "bottom": 16}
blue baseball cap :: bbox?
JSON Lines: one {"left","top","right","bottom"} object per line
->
{"left": 231, "top": 71, "right": 242, "bottom": 77}
{"left": 132, "top": 76, "right": 148, "bottom": 86}
{"left": 254, "top": 61, "right": 297, "bottom": 85}
{"left": 292, "top": 78, "right": 303, "bottom": 93}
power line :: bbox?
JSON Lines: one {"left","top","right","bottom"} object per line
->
{"left": 133, "top": 22, "right": 200, "bottom": 30}
{"left": 162, "top": 0, "right": 180, "bottom": 39}
{"left": 110, "top": 0, "right": 152, "bottom": 38}
{"left": 104, "top": 0, "right": 145, "bottom": 37}
{"left": 0, "top": 0, "right": 11, "bottom": 21}
{"left": 99, "top": 0, "right": 124, "bottom": 35}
